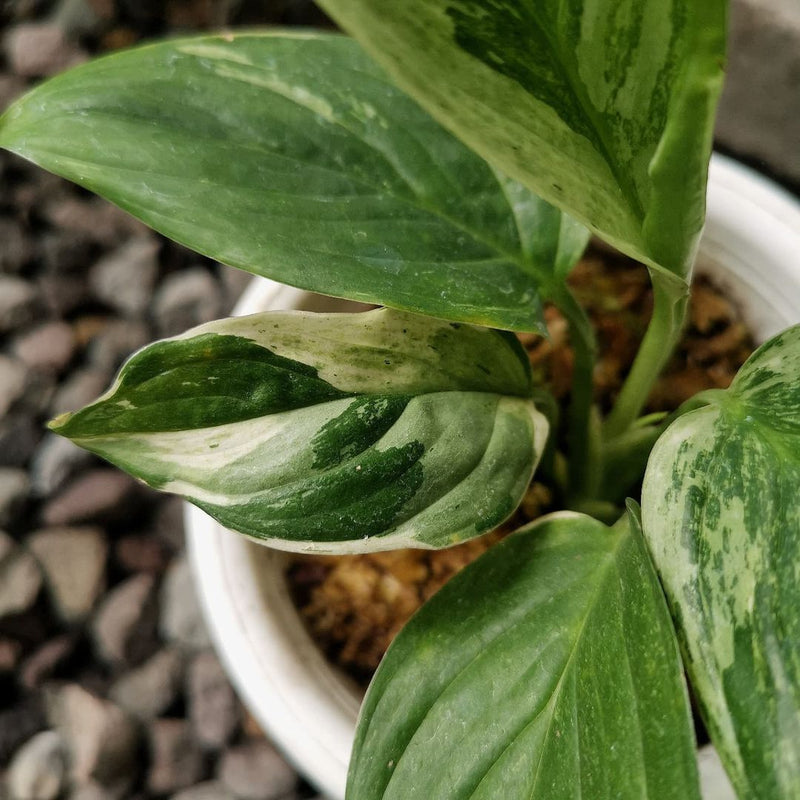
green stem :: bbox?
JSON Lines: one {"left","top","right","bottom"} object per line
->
{"left": 603, "top": 270, "right": 689, "bottom": 439}
{"left": 549, "top": 285, "right": 598, "bottom": 502}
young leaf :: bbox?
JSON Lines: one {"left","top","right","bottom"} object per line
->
{"left": 348, "top": 511, "right": 701, "bottom": 800}
{"left": 642, "top": 324, "right": 800, "bottom": 798}
{"left": 319, "top": 0, "right": 727, "bottom": 278}
{"left": 0, "top": 32, "right": 588, "bottom": 333}
{"left": 50, "top": 308, "right": 547, "bottom": 553}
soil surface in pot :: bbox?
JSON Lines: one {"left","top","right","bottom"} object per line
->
{"left": 287, "top": 244, "right": 756, "bottom": 688}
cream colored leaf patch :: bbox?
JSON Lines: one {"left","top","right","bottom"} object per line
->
{"left": 642, "top": 324, "right": 800, "bottom": 798}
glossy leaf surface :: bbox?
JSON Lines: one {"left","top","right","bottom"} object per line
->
{"left": 348, "top": 511, "right": 701, "bottom": 799}
{"left": 0, "top": 32, "right": 589, "bottom": 333}
{"left": 320, "top": 0, "right": 726, "bottom": 278}
{"left": 642, "top": 325, "right": 800, "bottom": 797}
{"left": 51, "top": 308, "right": 547, "bottom": 553}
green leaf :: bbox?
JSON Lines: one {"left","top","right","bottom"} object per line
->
{"left": 319, "top": 0, "right": 727, "bottom": 278}
{"left": 0, "top": 32, "right": 589, "bottom": 333}
{"left": 348, "top": 511, "right": 701, "bottom": 799}
{"left": 51, "top": 308, "right": 547, "bottom": 553}
{"left": 642, "top": 324, "right": 800, "bottom": 797}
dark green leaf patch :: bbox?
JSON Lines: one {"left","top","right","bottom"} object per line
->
{"left": 53, "top": 333, "right": 351, "bottom": 436}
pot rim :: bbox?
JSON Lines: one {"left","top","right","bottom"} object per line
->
{"left": 187, "top": 153, "right": 800, "bottom": 800}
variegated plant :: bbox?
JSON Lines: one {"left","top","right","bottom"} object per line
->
{"left": 1, "top": 1, "right": 797, "bottom": 797}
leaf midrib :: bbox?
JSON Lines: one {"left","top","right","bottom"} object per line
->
{"left": 506, "top": 3, "right": 646, "bottom": 224}
{"left": 376, "top": 530, "right": 624, "bottom": 800}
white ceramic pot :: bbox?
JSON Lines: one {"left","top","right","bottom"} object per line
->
{"left": 187, "top": 154, "right": 800, "bottom": 800}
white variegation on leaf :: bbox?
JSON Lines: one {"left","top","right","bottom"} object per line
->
{"left": 642, "top": 324, "right": 800, "bottom": 798}
{"left": 318, "top": 0, "right": 726, "bottom": 280}
{"left": 50, "top": 308, "right": 547, "bottom": 553}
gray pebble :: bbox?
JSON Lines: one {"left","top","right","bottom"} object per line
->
{"left": 717, "top": 0, "right": 800, "bottom": 185}
{"left": 50, "top": 367, "right": 109, "bottom": 417}
{"left": 188, "top": 651, "right": 239, "bottom": 749}
{"left": 160, "top": 556, "right": 212, "bottom": 651}
{"left": 0, "top": 356, "right": 28, "bottom": 417}
{"left": 0, "top": 532, "right": 42, "bottom": 619}
{"left": 217, "top": 740, "right": 297, "bottom": 800}
{"left": 154, "top": 268, "right": 223, "bottom": 337}
{"left": 170, "top": 780, "right": 233, "bottom": 800}
{"left": 36, "top": 273, "right": 89, "bottom": 318}
{"left": 110, "top": 647, "right": 185, "bottom": 721}
{"left": 0, "top": 276, "right": 39, "bottom": 332}
{"left": 0, "top": 529, "right": 14, "bottom": 562}
{"left": 0, "top": 467, "right": 30, "bottom": 528}
{"left": 12, "top": 321, "right": 76, "bottom": 373}
{"left": 0, "top": 696, "right": 47, "bottom": 765}
{"left": 147, "top": 719, "right": 205, "bottom": 795}
{"left": 0, "top": 219, "right": 33, "bottom": 274}
{"left": 0, "top": 413, "right": 41, "bottom": 468}
{"left": 44, "top": 196, "right": 146, "bottom": 246}
{"left": 41, "top": 469, "right": 138, "bottom": 526}
{"left": 7, "top": 730, "right": 67, "bottom": 800}
{"left": 20, "top": 635, "right": 76, "bottom": 689}
{"left": 87, "top": 318, "right": 151, "bottom": 372}
{"left": 30, "top": 434, "right": 94, "bottom": 498}
{"left": 151, "top": 496, "right": 186, "bottom": 551}
{"left": 28, "top": 526, "right": 107, "bottom": 623}
{"left": 91, "top": 572, "right": 159, "bottom": 666}
{"left": 0, "top": 636, "right": 22, "bottom": 671}
{"left": 46, "top": 684, "right": 139, "bottom": 790}
{"left": 89, "top": 236, "right": 160, "bottom": 316}
{"left": 3, "top": 22, "right": 87, "bottom": 77}
{"left": 37, "top": 231, "right": 94, "bottom": 275}
{"left": 52, "top": 0, "right": 107, "bottom": 40}
{"left": 64, "top": 781, "right": 117, "bottom": 800}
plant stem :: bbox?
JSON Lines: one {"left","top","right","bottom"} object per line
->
{"left": 603, "top": 270, "right": 689, "bottom": 439}
{"left": 549, "top": 285, "right": 598, "bottom": 502}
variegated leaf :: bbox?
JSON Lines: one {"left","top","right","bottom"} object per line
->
{"left": 0, "top": 33, "right": 589, "bottom": 333}
{"left": 642, "top": 324, "right": 800, "bottom": 798}
{"left": 347, "top": 510, "right": 701, "bottom": 800}
{"left": 319, "top": 0, "right": 727, "bottom": 279}
{"left": 51, "top": 308, "right": 547, "bottom": 553}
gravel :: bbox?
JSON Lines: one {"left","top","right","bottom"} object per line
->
{"left": 27, "top": 526, "right": 107, "bottom": 622}
{"left": 188, "top": 651, "right": 240, "bottom": 750}
{"left": 110, "top": 647, "right": 185, "bottom": 721}
{"left": 146, "top": 719, "right": 206, "bottom": 795}
{"left": 217, "top": 741, "right": 298, "bottom": 800}
{"left": 0, "top": 356, "right": 28, "bottom": 417}
{"left": 6, "top": 730, "right": 67, "bottom": 800}
{"left": 91, "top": 573, "right": 159, "bottom": 667}
{"left": 89, "top": 236, "right": 160, "bottom": 316}
{"left": 0, "top": 276, "right": 40, "bottom": 332}
{"left": 2, "top": 22, "right": 87, "bottom": 77}
{"left": 159, "top": 556, "right": 212, "bottom": 651}
{"left": 0, "top": 540, "right": 42, "bottom": 619}
{"left": 12, "top": 321, "right": 76, "bottom": 373}
{"left": 0, "top": 467, "right": 30, "bottom": 528}
{"left": 41, "top": 469, "right": 140, "bottom": 526}
{"left": 46, "top": 684, "right": 139, "bottom": 790}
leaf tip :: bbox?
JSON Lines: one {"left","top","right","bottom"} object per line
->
{"left": 47, "top": 412, "right": 73, "bottom": 434}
